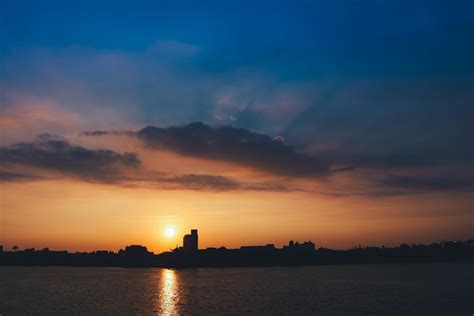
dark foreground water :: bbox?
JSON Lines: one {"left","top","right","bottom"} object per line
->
{"left": 1, "top": 262, "right": 473, "bottom": 315}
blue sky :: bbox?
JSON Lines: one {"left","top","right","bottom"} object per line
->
{"left": 1, "top": 0, "right": 473, "bottom": 184}
{"left": 2, "top": 0, "right": 473, "bottom": 77}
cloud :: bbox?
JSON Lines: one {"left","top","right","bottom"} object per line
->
{"left": 0, "top": 133, "right": 301, "bottom": 192}
{"left": 0, "top": 134, "right": 140, "bottom": 183}
{"left": 331, "top": 166, "right": 355, "bottom": 172}
{"left": 136, "top": 122, "right": 329, "bottom": 178}
{"left": 158, "top": 174, "right": 240, "bottom": 191}
{"left": 154, "top": 174, "right": 302, "bottom": 192}
{"left": 81, "top": 122, "right": 330, "bottom": 178}
{"left": 79, "top": 130, "right": 136, "bottom": 137}
{"left": 284, "top": 79, "right": 474, "bottom": 170}
{"left": 0, "top": 45, "right": 326, "bottom": 140}
{"left": 0, "top": 170, "right": 42, "bottom": 182}
{"left": 0, "top": 93, "right": 87, "bottom": 145}
{"left": 210, "top": 75, "right": 321, "bottom": 133}
{"left": 353, "top": 153, "right": 436, "bottom": 169}
{"left": 379, "top": 175, "right": 474, "bottom": 191}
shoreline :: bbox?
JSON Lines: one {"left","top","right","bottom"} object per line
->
{"left": 1, "top": 258, "right": 472, "bottom": 269}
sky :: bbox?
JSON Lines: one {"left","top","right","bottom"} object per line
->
{"left": 0, "top": 0, "right": 473, "bottom": 253}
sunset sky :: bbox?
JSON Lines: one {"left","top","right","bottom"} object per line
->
{"left": 1, "top": 0, "right": 473, "bottom": 253}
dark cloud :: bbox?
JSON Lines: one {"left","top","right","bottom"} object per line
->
{"left": 161, "top": 174, "right": 297, "bottom": 192}
{"left": 320, "top": 190, "right": 416, "bottom": 198}
{"left": 331, "top": 166, "right": 355, "bottom": 172}
{"left": 0, "top": 134, "right": 298, "bottom": 192}
{"left": 79, "top": 131, "right": 136, "bottom": 137}
{"left": 283, "top": 79, "right": 474, "bottom": 173}
{"left": 244, "top": 182, "right": 303, "bottom": 192}
{"left": 353, "top": 153, "right": 437, "bottom": 169}
{"left": 160, "top": 174, "right": 241, "bottom": 191}
{"left": 0, "top": 170, "right": 42, "bottom": 182}
{"left": 137, "top": 122, "right": 329, "bottom": 178}
{"left": 0, "top": 134, "right": 140, "bottom": 183}
{"left": 124, "top": 173, "right": 301, "bottom": 192}
{"left": 380, "top": 175, "right": 474, "bottom": 191}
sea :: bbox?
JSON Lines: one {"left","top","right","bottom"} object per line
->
{"left": 0, "top": 262, "right": 472, "bottom": 315}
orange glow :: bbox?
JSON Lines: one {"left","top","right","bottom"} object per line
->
{"left": 0, "top": 120, "right": 471, "bottom": 253}
{"left": 1, "top": 176, "right": 472, "bottom": 253}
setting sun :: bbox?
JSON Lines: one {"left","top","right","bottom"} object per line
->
{"left": 164, "top": 227, "right": 176, "bottom": 238}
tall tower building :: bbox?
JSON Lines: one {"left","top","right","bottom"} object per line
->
{"left": 183, "top": 229, "right": 198, "bottom": 253}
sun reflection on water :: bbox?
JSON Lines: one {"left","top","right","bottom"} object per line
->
{"left": 160, "top": 269, "right": 179, "bottom": 315}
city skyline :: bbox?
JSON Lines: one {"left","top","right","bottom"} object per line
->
{"left": 2, "top": 228, "right": 472, "bottom": 270}
{"left": 2, "top": 227, "right": 471, "bottom": 255}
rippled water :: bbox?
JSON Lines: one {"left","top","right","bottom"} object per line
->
{"left": 1, "top": 262, "right": 472, "bottom": 315}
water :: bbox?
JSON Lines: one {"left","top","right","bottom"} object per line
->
{"left": 1, "top": 262, "right": 472, "bottom": 315}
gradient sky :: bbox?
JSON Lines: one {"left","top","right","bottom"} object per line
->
{"left": 1, "top": 0, "right": 473, "bottom": 253}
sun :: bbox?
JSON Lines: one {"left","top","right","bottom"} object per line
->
{"left": 164, "top": 227, "right": 176, "bottom": 238}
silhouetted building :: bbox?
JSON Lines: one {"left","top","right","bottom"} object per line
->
{"left": 240, "top": 244, "right": 275, "bottom": 253}
{"left": 283, "top": 241, "right": 315, "bottom": 253}
{"left": 2, "top": 229, "right": 473, "bottom": 269}
{"left": 119, "top": 245, "right": 152, "bottom": 267}
{"left": 183, "top": 229, "right": 198, "bottom": 253}
{"left": 121, "top": 245, "right": 149, "bottom": 256}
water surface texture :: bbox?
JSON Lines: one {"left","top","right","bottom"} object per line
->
{"left": 1, "top": 262, "right": 472, "bottom": 315}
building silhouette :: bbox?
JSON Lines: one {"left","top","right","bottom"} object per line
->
{"left": 183, "top": 229, "right": 198, "bottom": 253}
{"left": 1, "top": 233, "right": 473, "bottom": 268}
{"left": 283, "top": 240, "right": 316, "bottom": 253}
{"left": 118, "top": 245, "right": 152, "bottom": 267}
{"left": 121, "top": 245, "right": 149, "bottom": 256}
{"left": 240, "top": 244, "right": 275, "bottom": 253}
